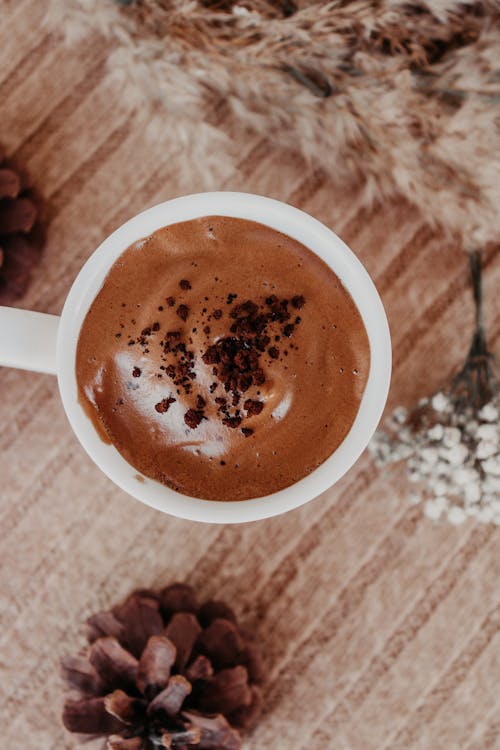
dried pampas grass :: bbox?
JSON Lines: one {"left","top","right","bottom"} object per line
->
{"left": 45, "top": 0, "right": 500, "bottom": 247}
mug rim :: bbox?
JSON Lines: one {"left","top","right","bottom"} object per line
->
{"left": 57, "top": 192, "right": 391, "bottom": 523}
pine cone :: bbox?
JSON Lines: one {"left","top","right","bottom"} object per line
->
{"left": 0, "top": 148, "right": 42, "bottom": 304}
{"left": 62, "top": 584, "right": 266, "bottom": 749}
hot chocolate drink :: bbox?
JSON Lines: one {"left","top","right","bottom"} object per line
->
{"left": 76, "top": 216, "right": 370, "bottom": 501}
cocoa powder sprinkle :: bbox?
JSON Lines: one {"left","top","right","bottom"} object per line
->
{"left": 244, "top": 399, "right": 264, "bottom": 416}
{"left": 155, "top": 397, "right": 175, "bottom": 413}
{"left": 176, "top": 304, "right": 189, "bottom": 321}
{"left": 184, "top": 409, "right": 205, "bottom": 429}
{"left": 223, "top": 415, "right": 242, "bottom": 429}
{"left": 122, "top": 289, "right": 305, "bottom": 436}
{"left": 292, "top": 295, "right": 306, "bottom": 309}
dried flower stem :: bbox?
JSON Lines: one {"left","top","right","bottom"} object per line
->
{"left": 369, "top": 248, "right": 499, "bottom": 526}
{"left": 450, "top": 250, "right": 498, "bottom": 410}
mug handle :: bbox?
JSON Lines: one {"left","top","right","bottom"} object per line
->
{"left": 0, "top": 306, "right": 59, "bottom": 375}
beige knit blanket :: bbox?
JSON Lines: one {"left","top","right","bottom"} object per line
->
{"left": 1, "top": 2, "right": 500, "bottom": 748}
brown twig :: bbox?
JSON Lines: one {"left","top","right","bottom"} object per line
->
{"left": 450, "top": 250, "right": 498, "bottom": 410}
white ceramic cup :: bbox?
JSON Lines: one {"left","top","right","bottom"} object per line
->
{"left": 0, "top": 192, "right": 391, "bottom": 523}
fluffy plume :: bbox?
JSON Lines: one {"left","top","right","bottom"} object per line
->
{"left": 45, "top": 0, "right": 500, "bottom": 246}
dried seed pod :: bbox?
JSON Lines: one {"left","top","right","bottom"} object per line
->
{"left": 0, "top": 150, "right": 43, "bottom": 303}
{"left": 62, "top": 582, "right": 266, "bottom": 748}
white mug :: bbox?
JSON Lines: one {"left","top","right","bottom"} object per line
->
{"left": 0, "top": 192, "right": 391, "bottom": 523}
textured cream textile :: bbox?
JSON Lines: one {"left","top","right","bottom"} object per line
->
{"left": 1, "top": 2, "right": 500, "bottom": 748}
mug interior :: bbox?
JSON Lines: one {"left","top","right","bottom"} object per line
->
{"left": 57, "top": 192, "right": 391, "bottom": 523}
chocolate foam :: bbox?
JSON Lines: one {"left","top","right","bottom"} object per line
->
{"left": 76, "top": 216, "right": 370, "bottom": 501}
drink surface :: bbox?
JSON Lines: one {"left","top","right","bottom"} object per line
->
{"left": 76, "top": 216, "right": 370, "bottom": 501}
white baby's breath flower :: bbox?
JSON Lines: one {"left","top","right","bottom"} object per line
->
{"left": 478, "top": 403, "right": 498, "bottom": 422}
{"left": 369, "top": 393, "right": 499, "bottom": 527}
{"left": 476, "top": 424, "right": 498, "bottom": 442}
{"left": 398, "top": 443, "right": 415, "bottom": 460}
{"left": 424, "top": 499, "right": 444, "bottom": 521}
{"left": 482, "top": 457, "right": 500, "bottom": 476}
{"left": 443, "top": 427, "right": 461, "bottom": 446}
{"left": 440, "top": 444, "right": 469, "bottom": 466}
{"left": 463, "top": 482, "right": 481, "bottom": 504}
{"left": 232, "top": 5, "right": 251, "bottom": 15}
{"left": 427, "top": 424, "right": 444, "bottom": 441}
{"left": 453, "top": 467, "right": 479, "bottom": 486}
{"left": 420, "top": 447, "right": 439, "bottom": 466}
{"left": 434, "top": 496, "right": 449, "bottom": 511}
{"left": 484, "top": 475, "right": 500, "bottom": 491}
{"left": 448, "top": 506, "right": 467, "bottom": 525}
{"left": 431, "top": 479, "right": 448, "bottom": 496}
{"left": 435, "top": 460, "right": 450, "bottom": 477}
{"left": 393, "top": 407, "right": 408, "bottom": 424}
{"left": 432, "top": 393, "right": 449, "bottom": 412}
{"left": 477, "top": 506, "right": 494, "bottom": 524}
{"left": 408, "top": 467, "right": 422, "bottom": 483}
{"left": 465, "top": 420, "right": 479, "bottom": 436}
{"left": 477, "top": 440, "right": 497, "bottom": 460}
